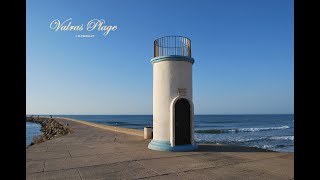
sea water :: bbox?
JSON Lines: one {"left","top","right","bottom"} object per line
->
{"left": 26, "top": 122, "right": 42, "bottom": 147}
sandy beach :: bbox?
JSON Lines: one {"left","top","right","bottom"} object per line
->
{"left": 26, "top": 117, "right": 293, "bottom": 179}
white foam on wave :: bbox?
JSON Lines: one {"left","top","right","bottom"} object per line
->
{"left": 253, "top": 143, "right": 294, "bottom": 151}
{"left": 231, "top": 136, "right": 294, "bottom": 143}
{"left": 237, "top": 126, "right": 290, "bottom": 132}
{"left": 269, "top": 136, "right": 294, "bottom": 141}
{"left": 261, "top": 144, "right": 276, "bottom": 149}
{"left": 235, "top": 138, "right": 255, "bottom": 142}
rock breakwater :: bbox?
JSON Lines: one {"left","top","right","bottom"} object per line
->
{"left": 26, "top": 116, "right": 74, "bottom": 146}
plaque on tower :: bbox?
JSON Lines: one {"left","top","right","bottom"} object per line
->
{"left": 178, "top": 88, "right": 187, "bottom": 96}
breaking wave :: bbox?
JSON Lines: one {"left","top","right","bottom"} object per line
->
{"left": 195, "top": 126, "right": 290, "bottom": 134}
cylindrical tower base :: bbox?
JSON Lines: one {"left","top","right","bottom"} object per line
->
{"left": 148, "top": 140, "right": 198, "bottom": 152}
{"left": 148, "top": 56, "right": 197, "bottom": 152}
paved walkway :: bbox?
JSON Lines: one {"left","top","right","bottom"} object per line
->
{"left": 26, "top": 118, "right": 294, "bottom": 180}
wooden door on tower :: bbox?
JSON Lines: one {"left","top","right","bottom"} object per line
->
{"left": 175, "top": 98, "right": 191, "bottom": 145}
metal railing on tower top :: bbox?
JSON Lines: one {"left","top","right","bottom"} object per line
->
{"left": 154, "top": 36, "right": 191, "bottom": 58}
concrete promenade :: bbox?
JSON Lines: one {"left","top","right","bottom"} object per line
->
{"left": 26, "top": 118, "right": 294, "bottom": 180}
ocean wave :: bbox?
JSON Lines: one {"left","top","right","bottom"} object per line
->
{"left": 195, "top": 129, "right": 229, "bottom": 134}
{"left": 195, "top": 135, "right": 294, "bottom": 144}
{"left": 194, "top": 133, "right": 294, "bottom": 152}
{"left": 260, "top": 144, "right": 276, "bottom": 149}
{"left": 237, "top": 126, "right": 290, "bottom": 132}
{"left": 195, "top": 126, "right": 290, "bottom": 134}
{"left": 233, "top": 138, "right": 255, "bottom": 142}
{"left": 269, "top": 136, "right": 294, "bottom": 141}
{"left": 253, "top": 144, "right": 294, "bottom": 150}
{"left": 235, "top": 136, "right": 294, "bottom": 143}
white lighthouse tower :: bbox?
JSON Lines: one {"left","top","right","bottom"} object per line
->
{"left": 148, "top": 36, "right": 198, "bottom": 151}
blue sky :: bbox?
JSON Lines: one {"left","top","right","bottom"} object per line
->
{"left": 26, "top": 0, "right": 294, "bottom": 115}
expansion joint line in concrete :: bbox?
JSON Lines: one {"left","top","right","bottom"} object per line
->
{"left": 42, "top": 160, "right": 46, "bottom": 172}
{"left": 135, "top": 154, "right": 292, "bottom": 179}
{"left": 76, "top": 168, "right": 83, "bottom": 180}
{"left": 26, "top": 153, "right": 212, "bottom": 175}
{"left": 68, "top": 150, "right": 72, "bottom": 158}
{"left": 135, "top": 160, "right": 161, "bottom": 176}
{"left": 96, "top": 154, "right": 105, "bottom": 161}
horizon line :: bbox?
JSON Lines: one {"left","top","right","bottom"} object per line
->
{"left": 26, "top": 113, "right": 294, "bottom": 116}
